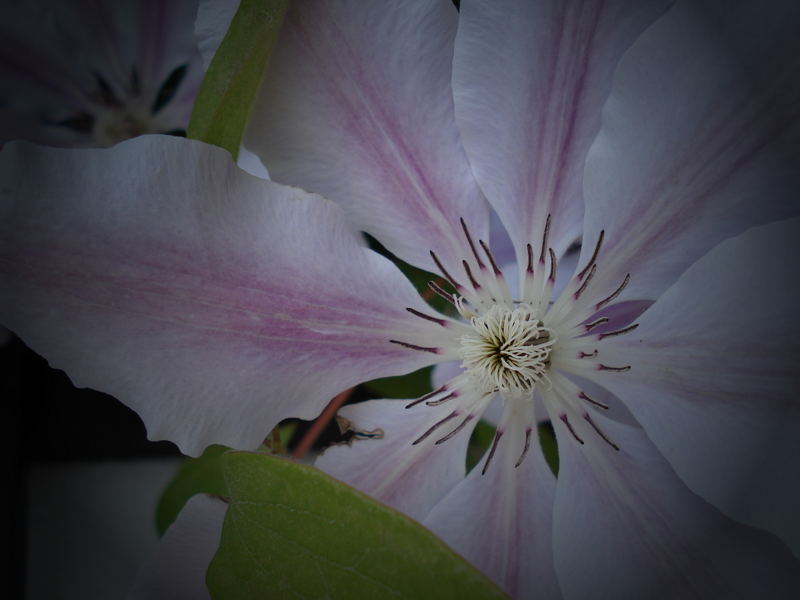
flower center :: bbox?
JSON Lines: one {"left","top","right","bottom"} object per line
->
{"left": 459, "top": 304, "right": 555, "bottom": 396}
{"left": 390, "top": 216, "right": 641, "bottom": 471}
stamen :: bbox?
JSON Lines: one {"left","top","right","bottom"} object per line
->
{"left": 598, "top": 323, "right": 639, "bottom": 340}
{"left": 435, "top": 414, "right": 474, "bottom": 444}
{"left": 462, "top": 260, "right": 482, "bottom": 291}
{"left": 598, "top": 364, "right": 631, "bottom": 372}
{"left": 539, "top": 214, "right": 552, "bottom": 264}
{"left": 548, "top": 248, "right": 557, "bottom": 282}
{"left": 389, "top": 340, "right": 440, "bottom": 354}
{"left": 579, "top": 391, "right": 608, "bottom": 410}
{"left": 584, "top": 317, "right": 609, "bottom": 332}
{"left": 428, "top": 280, "right": 456, "bottom": 306}
{"left": 459, "top": 304, "right": 555, "bottom": 395}
{"left": 430, "top": 250, "right": 463, "bottom": 291}
{"left": 426, "top": 391, "right": 458, "bottom": 406}
{"left": 526, "top": 243, "right": 534, "bottom": 275}
{"left": 405, "top": 307, "right": 447, "bottom": 327}
{"left": 514, "top": 427, "right": 532, "bottom": 468}
{"left": 481, "top": 430, "right": 504, "bottom": 475}
{"left": 578, "top": 230, "right": 604, "bottom": 280}
{"left": 596, "top": 274, "right": 630, "bottom": 310}
{"left": 460, "top": 218, "right": 486, "bottom": 270}
{"left": 574, "top": 264, "right": 597, "bottom": 300}
{"left": 559, "top": 414, "right": 584, "bottom": 444}
{"left": 412, "top": 411, "right": 459, "bottom": 445}
{"left": 579, "top": 349, "right": 598, "bottom": 358}
{"left": 405, "top": 385, "right": 448, "bottom": 409}
{"left": 479, "top": 240, "right": 503, "bottom": 277}
{"left": 584, "top": 413, "right": 620, "bottom": 451}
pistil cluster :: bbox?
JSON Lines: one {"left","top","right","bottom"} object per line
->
{"left": 459, "top": 304, "right": 555, "bottom": 397}
{"left": 391, "top": 216, "right": 639, "bottom": 473}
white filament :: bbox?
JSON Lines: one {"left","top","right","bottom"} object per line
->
{"left": 459, "top": 304, "right": 556, "bottom": 396}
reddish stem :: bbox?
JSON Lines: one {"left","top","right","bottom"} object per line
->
{"left": 292, "top": 388, "right": 352, "bottom": 459}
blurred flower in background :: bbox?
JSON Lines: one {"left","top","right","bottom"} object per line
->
{"left": 0, "top": 0, "right": 202, "bottom": 148}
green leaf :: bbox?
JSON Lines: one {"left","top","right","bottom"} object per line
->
{"left": 466, "top": 419, "right": 496, "bottom": 472}
{"left": 208, "top": 452, "right": 509, "bottom": 599}
{"left": 156, "top": 444, "right": 229, "bottom": 535}
{"left": 363, "top": 366, "right": 433, "bottom": 399}
{"left": 538, "top": 421, "right": 559, "bottom": 476}
{"left": 187, "top": 0, "right": 288, "bottom": 158}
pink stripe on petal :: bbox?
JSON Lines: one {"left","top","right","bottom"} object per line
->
{"left": 582, "top": 0, "right": 800, "bottom": 301}
{"left": 453, "top": 0, "right": 671, "bottom": 267}
{"left": 0, "top": 137, "right": 438, "bottom": 456}
{"left": 244, "top": 0, "right": 488, "bottom": 275}
{"left": 425, "top": 420, "right": 560, "bottom": 598}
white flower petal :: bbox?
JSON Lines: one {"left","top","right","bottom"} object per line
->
{"left": 425, "top": 424, "right": 560, "bottom": 599}
{"left": 244, "top": 0, "right": 488, "bottom": 274}
{"left": 597, "top": 217, "right": 800, "bottom": 556}
{"left": 582, "top": 0, "right": 800, "bottom": 301}
{"left": 552, "top": 412, "right": 800, "bottom": 600}
{"left": 453, "top": 0, "right": 671, "bottom": 265}
{"left": 129, "top": 494, "right": 226, "bottom": 600}
{"left": 0, "top": 136, "right": 442, "bottom": 455}
{"left": 315, "top": 399, "right": 473, "bottom": 522}
{"left": 194, "top": 0, "right": 240, "bottom": 70}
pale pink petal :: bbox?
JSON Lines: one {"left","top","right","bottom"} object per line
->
{"left": 129, "top": 494, "right": 226, "bottom": 600}
{"left": 581, "top": 0, "right": 800, "bottom": 301}
{"left": 194, "top": 0, "right": 240, "bottom": 70}
{"left": 235, "top": 145, "right": 269, "bottom": 180}
{"left": 425, "top": 425, "right": 560, "bottom": 599}
{"left": 315, "top": 399, "right": 474, "bottom": 522}
{"left": 0, "top": 136, "right": 444, "bottom": 455}
{"left": 244, "top": 0, "right": 488, "bottom": 274}
{"left": 552, "top": 412, "right": 800, "bottom": 599}
{"left": 596, "top": 218, "right": 800, "bottom": 556}
{"left": 452, "top": 0, "right": 671, "bottom": 265}
{"left": 430, "top": 362, "right": 506, "bottom": 425}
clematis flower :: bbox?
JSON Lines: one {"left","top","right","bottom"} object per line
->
{"left": 247, "top": 0, "right": 800, "bottom": 596}
{"left": 1, "top": 1, "right": 799, "bottom": 599}
{"left": 0, "top": 0, "right": 202, "bottom": 148}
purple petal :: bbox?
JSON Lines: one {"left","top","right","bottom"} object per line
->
{"left": 581, "top": 0, "right": 800, "bottom": 301}
{"left": 424, "top": 426, "right": 560, "bottom": 598}
{"left": 552, "top": 413, "right": 800, "bottom": 599}
{"left": 243, "top": 0, "right": 488, "bottom": 274}
{"left": 130, "top": 494, "right": 226, "bottom": 600}
{"left": 452, "top": 0, "right": 671, "bottom": 265}
{"left": 0, "top": 136, "right": 442, "bottom": 455}
{"left": 597, "top": 218, "right": 800, "bottom": 556}
{"left": 315, "top": 399, "right": 473, "bottom": 522}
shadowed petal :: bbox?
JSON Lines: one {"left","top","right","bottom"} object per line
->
{"left": 425, "top": 421, "right": 560, "bottom": 599}
{"left": 581, "top": 0, "right": 800, "bottom": 301}
{"left": 551, "top": 412, "right": 800, "bottom": 600}
{"left": 244, "top": 0, "right": 488, "bottom": 274}
{"left": 0, "top": 0, "right": 202, "bottom": 147}
{"left": 130, "top": 494, "right": 226, "bottom": 600}
{"left": 453, "top": 0, "right": 672, "bottom": 268}
{"left": 597, "top": 218, "right": 800, "bottom": 556}
{"left": 0, "top": 136, "right": 443, "bottom": 455}
{"left": 315, "top": 399, "right": 474, "bottom": 522}
{"left": 194, "top": 0, "right": 240, "bottom": 69}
